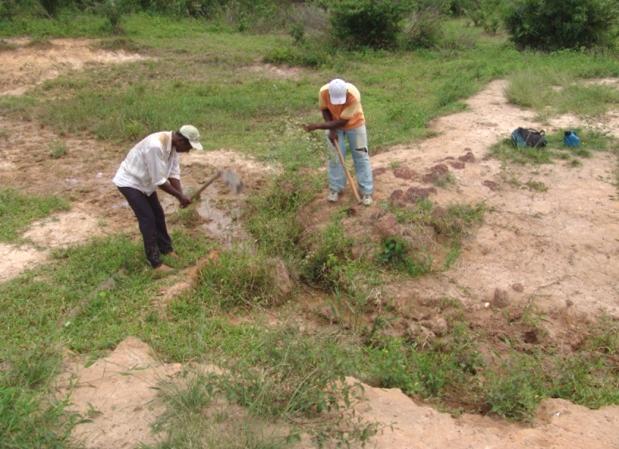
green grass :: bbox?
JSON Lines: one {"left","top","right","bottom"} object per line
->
{"left": 48, "top": 140, "right": 67, "bottom": 159}
{"left": 2, "top": 16, "right": 617, "bottom": 161}
{"left": 490, "top": 129, "right": 619, "bottom": 165}
{"left": 508, "top": 68, "right": 619, "bottom": 119}
{"left": 0, "top": 188, "right": 69, "bottom": 242}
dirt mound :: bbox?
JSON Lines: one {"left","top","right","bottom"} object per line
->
{"left": 350, "top": 377, "right": 619, "bottom": 449}
{"left": 58, "top": 337, "right": 182, "bottom": 449}
{"left": 0, "top": 38, "right": 147, "bottom": 96}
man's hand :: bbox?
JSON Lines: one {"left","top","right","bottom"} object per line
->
{"left": 178, "top": 194, "right": 192, "bottom": 208}
{"left": 329, "top": 129, "right": 338, "bottom": 147}
{"left": 303, "top": 124, "right": 316, "bottom": 132}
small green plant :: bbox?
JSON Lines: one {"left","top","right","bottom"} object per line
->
{"left": 378, "top": 237, "right": 432, "bottom": 277}
{"left": 48, "top": 141, "right": 67, "bottom": 159}
{"left": 485, "top": 357, "right": 544, "bottom": 421}
{"left": 195, "top": 246, "right": 285, "bottom": 310}
{"left": 103, "top": 0, "right": 124, "bottom": 34}
{"left": 433, "top": 172, "right": 456, "bottom": 187}
{"left": 525, "top": 179, "right": 548, "bottom": 192}
{"left": 302, "top": 222, "right": 354, "bottom": 291}
{"left": 289, "top": 23, "right": 305, "bottom": 44}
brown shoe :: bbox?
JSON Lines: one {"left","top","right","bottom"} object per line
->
{"left": 153, "top": 264, "right": 175, "bottom": 278}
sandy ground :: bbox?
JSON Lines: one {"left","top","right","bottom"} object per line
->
{"left": 58, "top": 338, "right": 619, "bottom": 449}
{"left": 0, "top": 38, "right": 148, "bottom": 96}
{"left": 350, "top": 377, "right": 619, "bottom": 449}
{"left": 57, "top": 337, "right": 182, "bottom": 449}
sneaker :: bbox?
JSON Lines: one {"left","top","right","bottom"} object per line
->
{"left": 362, "top": 194, "right": 373, "bottom": 206}
{"left": 327, "top": 190, "right": 339, "bottom": 202}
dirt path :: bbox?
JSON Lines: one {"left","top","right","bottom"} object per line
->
{"left": 364, "top": 79, "right": 618, "bottom": 319}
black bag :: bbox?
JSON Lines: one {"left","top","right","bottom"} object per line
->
{"left": 511, "top": 128, "right": 547, "bottom": 148}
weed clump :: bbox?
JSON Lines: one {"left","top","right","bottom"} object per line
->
{"left": 195, "top": 246, "right": 287, "bottom": 310}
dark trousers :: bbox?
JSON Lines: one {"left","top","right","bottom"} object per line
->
{"left": 118, "top": 187, "right": 173, "bottom": 268}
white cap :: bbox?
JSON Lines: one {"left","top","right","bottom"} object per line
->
{"left": 328, "top": 78, "right": 347, "bottom": 105}
{"left": 179, "top": 125, "right": 203, "bottom": 151}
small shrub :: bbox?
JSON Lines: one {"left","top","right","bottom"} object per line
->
{"left": 0, "top": 0, "right": 19, "bottom": 21}
{"left": 195, "top": 246, "right": 282, "bottom": 309}
{"left": 505, "top": 0, "right": 619, "bottom": 50}
{"left": 100, "top": 0, "right": 125, "bottom": 34}
{"left": 330, "top": 0, "right": 404, "bottom": 49}
{"left": 401, "top": 7, "right": 444, "bottom": 49}
{"left": 464, "top": 0, "right": 503, "bottom": 33}
{"left": 301, "top": 222, "right": 354, "bottom": 291}
{"left": 39, "top": 0, "right": 60, "bottom": 17}
{"left": 290, "top": 23, "right": 305, "bottom": 44}
{"left": 378, "top": 237, "right": 432, "bottom": 277}
{"left": 48, "top": 141, "right": 67, "bottom": 159}
{"left": 485, "top": 356, "right": 544, "bottom": 421}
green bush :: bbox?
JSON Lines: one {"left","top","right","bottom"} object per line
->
{"left": 505, "top": 0, "right": 618, "bottom": 50}
{"left": 463, "top": 0, "right": 502, "bottom": 33}
{"left": 330, "top": 0, "right": 404, "bottom": 49}
{"left": 400, "top": 6, "right": 444, "bottom": 49}
{"left": 39, "top": 0, "right": 61, "bottom": 17}
{"left": 0, "top": 0, "right": 19, "bottom": 20}
{"left": 99, "top": 0, "right": 125, "bottom": 33}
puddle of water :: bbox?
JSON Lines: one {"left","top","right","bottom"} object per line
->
{"left": 196, "top": 197, "right": 235, "bottom": 243}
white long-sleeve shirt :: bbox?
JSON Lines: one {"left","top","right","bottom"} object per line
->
{"left": 113, "top": 131, "right": 180, "bottom": 195}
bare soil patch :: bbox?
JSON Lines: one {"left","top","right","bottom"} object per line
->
{"left": 58, "top": 337, "right": 182, "bottom": 449}
{"left": 0, "top": 38, "right": 148, "bottom": 96}
{"left": 0, "top": 242, "right": 46, "bottom": 282}
{"left": 350, "top": 377, "right": 619, "bottom": 449}
{"left": 23, "top": 208, "right": 101, "bottom": 248}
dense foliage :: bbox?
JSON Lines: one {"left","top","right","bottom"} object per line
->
{"left": 505, "top": 0, "right": 618, "bottom": 49}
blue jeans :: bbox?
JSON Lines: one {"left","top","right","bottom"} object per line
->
{"left": 327, "top": 125, "right": 373, "bottom": 195}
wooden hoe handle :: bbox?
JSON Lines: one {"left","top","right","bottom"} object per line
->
{"left": 333, "top": 139, "right": 361, "bottom": 203}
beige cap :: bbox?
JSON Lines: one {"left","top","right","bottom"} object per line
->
{"left": 179, "top": 125, "right": 203, "bottom": 151}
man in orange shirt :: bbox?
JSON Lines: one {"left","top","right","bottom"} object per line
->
{"left": 304, "top": 78, "right": 374, "bottom": 206}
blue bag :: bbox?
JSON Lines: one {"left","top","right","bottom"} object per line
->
{"left": 563, "top": 130, "right": 581, "bottom": 148}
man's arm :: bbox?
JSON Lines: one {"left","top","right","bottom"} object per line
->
{"left": 303, "top": 109, "right": 348, "bottom": 144}
{"left": 158, "top": 178, "right": 191, "bottom": 207}
{"left": 304, "top": 109, "right": 348, "bottom": 131}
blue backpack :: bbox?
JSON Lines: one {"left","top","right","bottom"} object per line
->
{"left": 511, "top": 128, "right": 547, "bottom": 148}
{"left": 564, "top": 130, "right": 581, "bottom": 147}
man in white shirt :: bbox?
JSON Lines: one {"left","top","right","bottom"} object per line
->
{"left": 113, "top": 125, "right": 203, "bottom": 272}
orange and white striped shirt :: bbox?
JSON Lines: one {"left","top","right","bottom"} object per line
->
{"left": 319, "top": 82, "right": 365, "bottom": 130}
